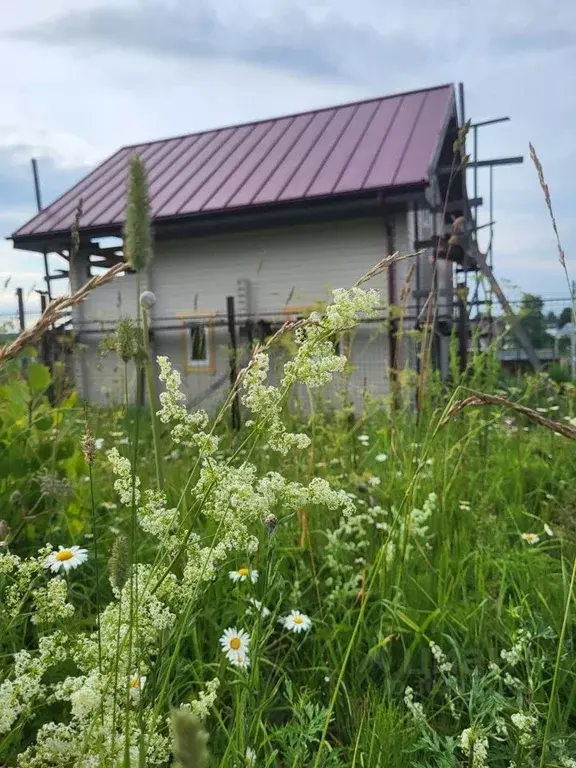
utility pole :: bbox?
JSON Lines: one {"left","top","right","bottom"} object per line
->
{"left": 570, "top": 280, "right": 576, "bottom": 379}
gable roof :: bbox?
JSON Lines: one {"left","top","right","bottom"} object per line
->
{"left": 13, "top": 84, "right": 454, "bottom": 242}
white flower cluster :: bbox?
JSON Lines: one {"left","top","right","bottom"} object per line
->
{"left": 242, "top": 352, "right": 311, "bottom": 455}
{"left": 510, "top": 712, "right": 537, "bottom": 748}
{"left": 241, "top": 286, "right": 379, "bottom": 454}
{"left": 404, "top": 686, "right": 426, "bottom": 722}
{"left": 500, "top": 628, "right": 532, "bottom": 667}
{"left": 31, "top": 577, "right": 75, "bottom": 626}
{"left": 429, "top": 641, "right": 453, "bottom": 674}
{"left": 0, "top": 633, "right": 66, "bottom": 737}
{"left": 189, "top": 677, "right": 220, "bottom": 720}
{"left": 107, "top": 447, "right": 141, "bottom": 505}
{"left": 460, "top": 727, "right": 489, "bottom": 768}
{"left": 156, "top": 356, "right": 218, "bottom": 454}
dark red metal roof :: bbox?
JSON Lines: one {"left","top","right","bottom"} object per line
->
{"left": 13, "top": 84, "right": 454, "bottom": 240}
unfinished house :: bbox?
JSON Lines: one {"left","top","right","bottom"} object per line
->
{"left": 12, "top": 83, "right": 473, "bottom": 408}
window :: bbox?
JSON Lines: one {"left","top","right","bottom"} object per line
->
{"left": 179, "top": 312, "right": 216, "bottom": 374}
{"left": 188, "top": 323, "right": 208, "bottom": 365}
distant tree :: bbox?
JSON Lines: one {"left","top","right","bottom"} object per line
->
{"left": 517, "top": 293, "right": 554, "bottom": 349}
{"left": 558, "top": 306, "right": 573, "bottom": 328}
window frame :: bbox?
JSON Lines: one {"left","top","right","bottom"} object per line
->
{"left": 179, "top": 311, "right": 217, "bottom": 374}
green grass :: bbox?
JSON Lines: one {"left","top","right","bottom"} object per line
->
{"left": 1, "top": 346, "right": 575, "bottom": 767}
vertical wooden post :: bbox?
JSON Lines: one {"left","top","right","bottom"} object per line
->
{"left": 457, "top": 283, "right": 468, "bottom": 374}
{"left": 16, "top": 288, "right": 25, "bottom": 331}
{"left": 226, "top": 296, "right": 241, "bottom": 432}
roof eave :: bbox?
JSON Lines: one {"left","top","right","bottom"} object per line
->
{"left": 11, "top": 183, "right": 429, "bottom": 254}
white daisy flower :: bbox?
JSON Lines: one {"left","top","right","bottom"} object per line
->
{"left": 246, "top": 597, "right": 271, "bottom": 618}
{"left": 245, "top": 746, "right": 256, "bottom": 766}
{"left": 129, "top": 673, "right": 146, "bottom": 701}
{"left": 281, "top": 610, "right": 312, "bottom": 633}
{"left": 229, "top": 651, "right": 250, "bottom": 670}
{"left": 220, "top": 627, "right": 250, "bottom": 660}
{"left": 544, "top": 523, "right": 554, "bottom": 537}
{"left": 44, "top": 545, "right": 88, "bottom": 573}
{"left": 375, "top": 453, "right": 388, "bottom": 462}
{"left": 521, "top": 532, "right": 540, "bottom": 545}
{"left": 228, "top": 567, "right": 259, "bottom": 584}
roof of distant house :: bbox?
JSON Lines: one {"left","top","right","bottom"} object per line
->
{"left": 13, "top": 83, "right": 455, "bottom": 242}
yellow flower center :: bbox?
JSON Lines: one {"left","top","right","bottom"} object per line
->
{"left": 293, "top": 616, "right": 303, "bottom": 624}
{"left": 55, "top": 550, "right": 73, "bottom": 562}
{"left": 130, "top": 678, "right": 140, "bottom": 689}
{"left": 230, "top": 637, "right": 241, "bottom": 650}
{"left": 238, "top": 568, "right": 249, "bottom": 577}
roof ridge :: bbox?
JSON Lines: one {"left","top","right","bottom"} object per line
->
{"left": 120, "top": 83, "right": 454, "bottom": 151}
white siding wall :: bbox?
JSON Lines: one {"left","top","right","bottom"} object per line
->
{"left": 74, "top": 215, "right": 402, "bottom": 408}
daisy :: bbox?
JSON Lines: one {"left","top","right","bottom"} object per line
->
{"left": 246, "top": 597, "right": 271, "bottom": 618}
{"left": 220, "top": 627, "right": 250, "bottom": 661}
{"left": 228, "top": 567, "right": 259, "bottom": 584}
{"left": 521, "top": 532, "right": 540, "bottom": 545}
{"left": 44, "top": 545, "right": 88, "bottom": 573}
{"left": 375, "top": 453, "right": 388, "bottom": 462}
{"left": 544, "top": 523, "right": 554, "bottom": 537}
{"left": 229, "top": 651, "right": 250, "bottom": 670}
{"left": 281, "top": 610, "right": 312, "bottom": 633}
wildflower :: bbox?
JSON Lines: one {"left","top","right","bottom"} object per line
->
{"left": 511, "top": 712, "right": 537, "bottom": 748}
{"left": 246, "top": 597, "right": 271, "bottom": 619}
{"left": 44, "top": 546, "right": 88, "bottom": 574}
{"left": 246, "top": 746, "right": 256, "bottom": 766}
{"left": 357, "top": 434, "right": 369, "bottom": 444}
{"left": 220, "top": 627, "right": 250, "bottom": 661}
{"left": 375, "top": 453, "right": 388, "bottom": 462}
{"left": 544, "top": 523, "right": 554, "bottom": 537}
{"left": 429, "top": 641, "right": 453, "bottom": 674}
{"left": 366, "top": 475, "right": 381, "bottom": 487}
{"left": 228, "top": 567, "right": 259, "bottom": 584}
{"left": 229, "top": 652, "right": 250, "bottom": 670}
{"left": 460, "top": 727, "right": 489, "bottom": 767}
{"left": 459, "top": 500, "right": 471, "bottom": 511}
{"left": 281, "top": 610, "right": 312, "bottom": 633}
{"left": 521, "top": 532, "right": 540, "bottom": 545}
{"left": 189, "top": 678, "right": 220, "bottom": 720}
{"left": 129, "top": 673, "right": 146, "bottom": 702}
{"left": 403, "top": 687, "right": 425, "bottom": 721}
{"left": 262, "top": 512, "right": 278, "bottom": 535}
{"left": 95, "top": 438, "right": 104, "bottom": 450}
{"left": 36, "top": 470, "right": 73, "bottom": 500}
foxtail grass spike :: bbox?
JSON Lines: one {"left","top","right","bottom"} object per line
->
{"left": 109, "top": 535, "right": 130, "bottom": 592}
{"left": 124, "top": 154, "right": 153, "bottom": 273}
{"left": 171, "top": 710, "right": 210, "bottom": 768}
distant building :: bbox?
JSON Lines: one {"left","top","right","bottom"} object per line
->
{"left": 12, "top": 83, "right": 472, "bottom": 407}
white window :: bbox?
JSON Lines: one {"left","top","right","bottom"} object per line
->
{"left": 187, "top": 322, "right": 209, "bottom": 366}
{"left": 180, "top": 312, "right": 216, "bottom": 373}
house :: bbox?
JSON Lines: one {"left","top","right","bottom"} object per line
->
{"left": 11, "top": 83, "right": 472, "bottom": 409}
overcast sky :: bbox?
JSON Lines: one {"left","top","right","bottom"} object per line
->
{"left": 1, "top": 0, "right": 574, "bottom": 321}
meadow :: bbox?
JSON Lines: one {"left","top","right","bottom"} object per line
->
{"left": 1, "top": 156, "right": 575, "bottom": 767}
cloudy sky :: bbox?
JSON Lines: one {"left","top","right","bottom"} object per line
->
{"left": 1, "top": 0, "right": 574, "bottom": 321}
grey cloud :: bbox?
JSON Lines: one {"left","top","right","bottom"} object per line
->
{"left": 0, "top": 148, "right": 85, "bottom": 232}
{"left": 8, "top": 1, "right": 434, "bottom": 82}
